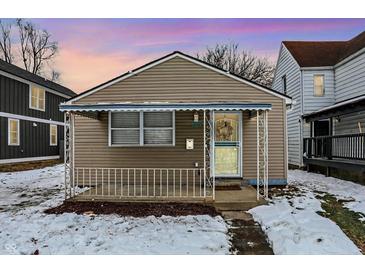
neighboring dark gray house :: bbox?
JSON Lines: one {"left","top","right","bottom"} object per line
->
{"left": 273, "top": 30, "right": 365, "bottom": 182}
{"left": 0, "top": 60, "right": 75, "bottom": 164}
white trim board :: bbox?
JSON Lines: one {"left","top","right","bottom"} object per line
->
{"left": 0, "top": 155, "right": 60, "bottom": 164}
{"left": 67, "top": 52, "right": 292, "bottom": 105}
{"left": 0, "top": 112, "right": 65, "bottom": 126}
{"left": 0, "top": 70, "right": 72, "bottom": 99}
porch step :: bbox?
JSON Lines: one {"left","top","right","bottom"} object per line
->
{"left": 211, "top": 186, "right": 266, "bottom": 211}
{"left": 215, "top": 179, "right": 247, "bottom": 190}
{"left": 213, "top": 201, "right": 266, "bottom": 212}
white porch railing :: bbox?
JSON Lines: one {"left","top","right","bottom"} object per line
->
{"left": 69, "top": 167, "right": 213, "bottom": 200}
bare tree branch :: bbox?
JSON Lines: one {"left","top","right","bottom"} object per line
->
{"left": 17, "top": 19, "right": 58, "bottom": 75}
{"left": 0, "top": 20, "right": 13, "bottom": 63}
{"left": 197, "top": 42, "right": 275, "bottom": 87}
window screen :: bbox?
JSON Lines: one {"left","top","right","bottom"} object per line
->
{"left": 109, "top": 111, "right": 174, "bottom": 146}
{"left": 110, "top": 112, "right": 140, "bottom": 145}
{"left": 143, "top": 112, "right": 173, "bottom": 145}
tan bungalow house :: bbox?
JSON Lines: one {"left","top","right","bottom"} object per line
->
{"left": 60, "top": 51, "right": 291, "bottom": 203}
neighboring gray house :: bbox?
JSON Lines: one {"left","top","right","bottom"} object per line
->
{"left": 273, "top": 31, "right": 365, "bottom": 182}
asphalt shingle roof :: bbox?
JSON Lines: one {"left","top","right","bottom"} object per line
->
{"left": 283, "top": 31, "right": 365, "bottom": 67}
{"left": 0, "top": 59, "right": 75, "bottom": 97}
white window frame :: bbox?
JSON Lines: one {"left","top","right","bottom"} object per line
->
{"left": 29, "top": 84, "right": 46, "bottom": 111}
{"left": 108, "top": 111, "right": 175, "bottom": 147}
{"left": 8, "top": 118, "right": 20, "bottom": 146}
{"left": 281, "top": 75, "right": 287, "bottom": 94}
{"left": 50, "top": 124, "right": 58, "bottom": 146}
{"left": 313, "top": 74, "right": 325, "bottom": 97}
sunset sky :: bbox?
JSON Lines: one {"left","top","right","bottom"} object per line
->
{"left": 5, "top": 18, "right": 365, "bottom": 93}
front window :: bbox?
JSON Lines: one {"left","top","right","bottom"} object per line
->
{"left": 30, "top": 85, "right": 45, "bottom": 111}
{"left": 109, "top": 111, "right": 174, "bottom": 146}
{"left": 314, "top": 75, "right": 325, "bottom": 97}
{"left": 50, "top": 125, "right": 58, "bottom": 146}
{"left": 8, "top": 119, "right": 19, "bottom": 146}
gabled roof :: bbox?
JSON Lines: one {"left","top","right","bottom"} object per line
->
{"left": 0, "top": 59, "right": 75, "bottom": 97}
{"left": 67, "top": 51, "right": 292, "bottom": 104}
{"left": 283, "top": 31, "right": 365, "bottom": 67}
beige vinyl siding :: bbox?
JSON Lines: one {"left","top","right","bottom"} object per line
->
{"left": 74, "top": 56, "right": 286, "bottom": 180}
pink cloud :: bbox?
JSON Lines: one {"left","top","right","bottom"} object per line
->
{"left": 54, "top": 47, "right": 160, "bottom": 93}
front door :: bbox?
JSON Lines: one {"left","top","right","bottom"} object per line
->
{"left": 213, "top": 112, "right": 242, "bottom": 177}
{"left": 313, "top": 120, "right": 330, "bottom": 137}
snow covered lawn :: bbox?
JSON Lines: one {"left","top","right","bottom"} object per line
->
{"left": 0, "top": 165, "right": 230, "bottom": 255}
{"left": 249, "top": 170, "right": 365, "bottom": 255}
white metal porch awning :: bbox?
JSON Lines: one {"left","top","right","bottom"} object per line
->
{"left": 60, "top": 102, "right": 272, "bottom": 112}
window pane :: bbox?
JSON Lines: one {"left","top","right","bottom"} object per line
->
{"left": 39, "top": 98, "right": 45, "bottom": 110}
{"left": 111, "top": 129, "right": 140, "bottom": 144}
{"left": 39, "top": 89, "right": 45, "bottom": 100}
{"left": 31, "top": 86, "right": 45, "bottom": 110}
{"left": 11, "top": 132, "right": 18, "bottom": 144}
{"left": 214, "top": 147, "right": 239, "bottom": 175}
{"left": 31, "top": 96, "right": 38, "bottom": 108}
{"left": 144, "top": 129, "right": 173, "bottom": 144}
{"left": 9, "top": 119, "right": 19, "bottom": 145}
{"left": 214, "top": 113, "right": 239, "bottom": 142}
{"left": 10, "top": 120, "right": 18, "bottom": 131}
{"left": 50, "top": 125, "right": 57, "bottom": 145}
{"left": 111, "top": 112, "right": 139, "bottom": 128}
{"left": 144, "top": 112, "right": 172, "bottom": 127}
{"left": 314, "top": 75, "right": 324, "bottom": 96}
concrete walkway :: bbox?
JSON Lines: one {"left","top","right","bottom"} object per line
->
{"left": 223, "top": 211, "right": 273, "bottom": 255}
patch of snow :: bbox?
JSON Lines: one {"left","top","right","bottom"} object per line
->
{"left": 289, "top": 170, "right": 365, "bottom": 217}
{"left": 249, "top": 170, "right": 364, "bottom": 255}
{"left": 0, "top": 165, "right": 230, "bottom": 255}
{"left": 0, "top": 165, "right": 64, "bottom": 212}
{"left": 0, "top": 211, "right": 229, "bottom": 255}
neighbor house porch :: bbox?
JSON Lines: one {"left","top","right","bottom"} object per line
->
{"left": 303, "top": 95, "right": 365, "bottom": 182}
{"left": 60, "top": 102, "right": 271, "bottom": 204}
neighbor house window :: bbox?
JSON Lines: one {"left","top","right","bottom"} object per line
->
{"left": 109, "top": 111, "right": 175, "bottom": 146}
{"left": 314, "top": 75, "right": 325, "bottom": 97}
{"left": 30, "top": 85, "right": 46, "bottom": 111}
{"left": 50, "top": 124, "right": 57, "bottom": 146}
{"left": 281, "top": 75, "right": 287, "bottom": 94}
{"left": 8, "top": 118, "right": 19, "bottom": 146}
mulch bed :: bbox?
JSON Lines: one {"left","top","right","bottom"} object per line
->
{"left": 0, "top": 159, "right": 63, "bottom": 172}
{"left": 44, "top": 201, "right": 220, "bottom": 217}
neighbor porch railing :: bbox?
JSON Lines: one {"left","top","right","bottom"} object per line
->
{"left": 69, "top": 167, "right": 212, "bottom": 199}
{"left": 303, "top": 133, "right": 365, "bottom": 160}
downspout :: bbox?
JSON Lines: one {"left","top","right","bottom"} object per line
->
{"left": 300, "top": 69, "right": 304, "bottom": 167}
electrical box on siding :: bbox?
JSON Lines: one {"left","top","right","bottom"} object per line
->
{"left": 186, "top": 139, "right": 194, "bottom": 150}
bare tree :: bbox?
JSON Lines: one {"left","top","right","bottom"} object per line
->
{"left": 16, "top": 19, "right": 58, "bottom": 75}
{"left": 197, "top": 43, "right": 275, "bottom": 87}
{"left": 50, "top": 70, "right": 61, "bottom": 83}
{"left": 0, "top": 20, "right": 13, "bottom": 63}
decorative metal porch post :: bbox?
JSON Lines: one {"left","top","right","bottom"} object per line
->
{"left": 256, "top": 109, "right": 269, "bottom": 200}
{"left": 203, "top": 109, "right": 215, "bottom": 200}
{"left": 64, "top": 111, "right": 74, "bottom": 199}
